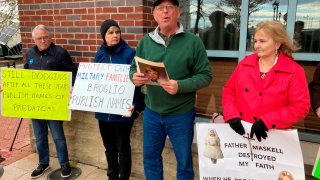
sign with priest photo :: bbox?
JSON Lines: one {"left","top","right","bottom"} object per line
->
{"left": 69, "top": 62, "right": 135, "bottom": 116}
{"left": 196, "top": 121, "right": 304, "bottom": 180}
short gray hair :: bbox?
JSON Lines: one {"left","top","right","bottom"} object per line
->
{"left": 32, "top": 24, "right": 50, "bottom": 39}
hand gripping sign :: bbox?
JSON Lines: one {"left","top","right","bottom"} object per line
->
{"left": 69, "top": 63, "right": 135, "bottom": 116}
{"left": 196, "top": 121, "right": 304, "bottom": 180}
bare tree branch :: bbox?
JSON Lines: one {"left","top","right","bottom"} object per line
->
{"left": 0, "top": 0, "right": 18, "bottom": 30}
{"left": 220, "top": 0, "right": 270, "bottom": 30}
{"left": 194, "top": 0, "right": 204, "bottom": 34}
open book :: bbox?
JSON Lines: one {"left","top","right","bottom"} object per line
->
{"left": 134, "top": 56, "right": 170, "bottom": 85}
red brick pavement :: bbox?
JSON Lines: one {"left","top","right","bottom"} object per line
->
{"left": 0, "top": 116, "right": 33, "bottom": 166}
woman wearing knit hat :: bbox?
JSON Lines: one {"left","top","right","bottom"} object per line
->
{"left": 94, "top": 19, "right": 145, "bottom": 180}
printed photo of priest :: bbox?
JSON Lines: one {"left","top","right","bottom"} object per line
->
{"left": 203, "top": 128, "right": 224, "bottom": 164}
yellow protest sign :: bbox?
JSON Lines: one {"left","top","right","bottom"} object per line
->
{"left": 1, "top": 68, "right": 71, "bottom": 121}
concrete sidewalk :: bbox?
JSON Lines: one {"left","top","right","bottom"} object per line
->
{"left": 2, "top": 153, "right": 106, "bottom": 179}
{"left": 2, "top": 153, "right": 142, "bottom": 179}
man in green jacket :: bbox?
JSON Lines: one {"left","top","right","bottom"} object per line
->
{"left": 129, "top": 0, "right": 212, "bottom": 179}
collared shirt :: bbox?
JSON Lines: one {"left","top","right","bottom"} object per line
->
{"left": 148, "top": 23, "right": 184, "bottom": 47}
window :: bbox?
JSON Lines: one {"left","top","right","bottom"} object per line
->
{"left": 295, "top": 0, "right": 320, "bottom": 53}
{"left": 180, "top": 0, "right": 320, "bottom": 60}
{"left": 181, "top": 0, "right": 240, "bottom": 51}
{"left": 247, "top": 0, "right": 288, "bottom": 51}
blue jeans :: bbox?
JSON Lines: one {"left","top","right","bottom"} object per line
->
{"left": 143, "top": 107, "right": 195, "bottom": 180}
{"left": 32, "top": 119, "right": 69, "bottom": 165}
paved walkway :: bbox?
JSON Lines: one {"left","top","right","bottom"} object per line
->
{"left": 2, "top": 153, "right": 143, "bottom": 179}
{"left": 0, "top": 116, "right": 32, "bottom": 166}
{"left": 2, "top": 153, "right": 115, "bottom": 179}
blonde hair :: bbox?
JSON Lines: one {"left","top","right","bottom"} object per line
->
{"left": 254, "top": 20, "right": 295, "bottom": 57}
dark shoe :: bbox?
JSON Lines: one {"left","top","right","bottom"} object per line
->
{"left": 31, "top": 164, "right": 50, "bottom": 179}
{"left": 108, "top": 177, "right": 119, "bottom": 180}
{"left": 61, "top": 162, "right": 72, "bottom": 178}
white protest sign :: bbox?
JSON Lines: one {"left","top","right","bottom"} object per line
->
{"left": 196, "top": 121, "right": 304, "bottom": 180}
{"left": 69, "top": 63, "right": 135, "bottom": 116}
{"left": 312, "top": 147, "right": 320, "bottom": 178}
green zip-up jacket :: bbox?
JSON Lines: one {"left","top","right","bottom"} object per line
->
{"left": 129, "top": 24, "right": 212, "bottom": 115}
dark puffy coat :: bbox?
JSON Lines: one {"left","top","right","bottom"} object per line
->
{"left": 94, "top": 39, "right": 145, "bottom": 122}
{"left": 25, "top": 43, "right": 77, "bottom": 84}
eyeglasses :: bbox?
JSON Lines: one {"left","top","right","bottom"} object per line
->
{"left": 35, "top": 36, "right": 49, "bottom": 41}
{"left": 154, "top": 5, "right": 177, "bottom": 11}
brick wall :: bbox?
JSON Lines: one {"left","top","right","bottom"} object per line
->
{"left": 18, "top": 0, "right": 157, "bottom": 62}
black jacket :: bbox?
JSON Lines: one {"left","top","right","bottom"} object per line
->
{"left": 94, "top": 39, "right": 145, "bottom": 122}
{"left": 25, "top": 43, "right": 77, "bottom": 84}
